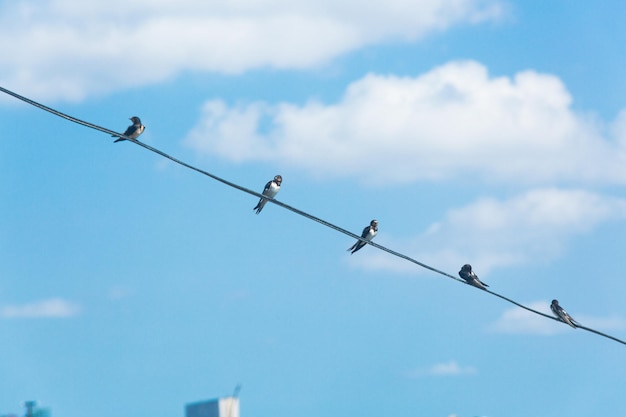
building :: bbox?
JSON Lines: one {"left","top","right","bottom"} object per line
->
{"left": 1, "top": 401, "right": 50, "bottom": 417}
{"left": 185, "top": 397, "right": 239, "bottom": 417}
{"left": 24, "top": 402, "right": 50, "bottom": 417}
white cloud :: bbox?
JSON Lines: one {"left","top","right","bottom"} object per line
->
{"left": 0, "top": 0, "right": 503, "bottom": 101}
{"left": 406, "top": 360, "right": 477, "bottom": 378}
{"left": 0, "top": 298, "right": 82, "bottom": 318}
{"left": 186, "top": 61, "right": 626, "bottom": 186}
{"left": 489, "top": 301, "right": 626, "bottom": 335}
{"left": 357, "top": 188, "right": 626, "bottom": 275}
{"left": 489, "top": 301, "right": 562, "bottom": 335}
{"left": 108, "top": 286, "right": 134, "bottom": 300}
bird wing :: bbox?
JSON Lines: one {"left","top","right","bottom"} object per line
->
{"left": 261, "top": 180, "right": 274, "bottom": 195}
{"left": 123, "top": 125, "right": 138, "bottom": 137}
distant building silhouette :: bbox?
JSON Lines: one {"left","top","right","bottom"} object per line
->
{"left": 24, "top": 401, "right": 50, "bottom": 417}
{"left": 185, "top": 397, "right": 239, "bottom": 417}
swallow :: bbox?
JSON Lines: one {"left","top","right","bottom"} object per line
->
{"left": 458, "top": 264, "right": 489, "bottom": 290}
{"left": 112, "top": 116, "right": 145, "bottom": 143}
{"left": 550, "top": 299, "right": 578, "bottom": 328}
{"left": 347, "top": 220, "right": 378, "bottom": 254}
{"left": 253, "top": 175, "right": 282, "bottom": 214}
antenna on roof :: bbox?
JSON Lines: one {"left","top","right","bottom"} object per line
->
{"left": 227, "top": 383, "right": 241, "bottom": 417}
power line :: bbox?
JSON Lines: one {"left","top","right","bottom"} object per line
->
{"left": 2, "top": 85, "right": 624, "bottom": 346}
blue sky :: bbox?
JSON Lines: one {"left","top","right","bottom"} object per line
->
{"left": 1, "top": 1, "right": 626, "bottom": 416}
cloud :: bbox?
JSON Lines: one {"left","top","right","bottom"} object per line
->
{"left": 186, "top": 61, "right": 626, "bottom": 186}
{"left": 488, "top": 301, "right": 562, "bottom": 335}
{"left": 108, "top": 286, "right": 134, "bottom": 300}
{"left": 0, "top": 0, "right": 503, "bottom": 101}
{"left": 489, "top": 301, "right": 626, "bottom": 335}
{"left": 357, "top": 188, "right": 626, "bottom": 275}
{"left": 0, "top": 298, "right": 82, "bottom": 318}
{"left": 406, "top": 360, "right": 477, "bottom": 378}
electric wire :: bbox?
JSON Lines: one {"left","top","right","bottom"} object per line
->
{"left": 2, "top": 85, "right": 624, "bottom": 346}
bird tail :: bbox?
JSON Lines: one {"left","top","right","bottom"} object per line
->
{"left": 113, "top": 137, "right": 126, "bottom": 143}
{"left": 470, "top": 279, "right": 488, "bottom": 290}
{"left": 253, "top": 198, "right": 266, "bottom": 214}
{"left": 348, "top": 242, "right": 365, "bottom": 254}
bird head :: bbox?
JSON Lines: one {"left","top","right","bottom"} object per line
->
{"left": 274, "top": 175, "right": 282, "bottom": 185}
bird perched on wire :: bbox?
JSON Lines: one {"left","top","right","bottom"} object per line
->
{"left": 550, "top": 299, "right": 578, "bottom": 328}
{"left": 112, "top": 116, "right": 145, "bottom": 143}
{"left": 253, "top": 175, "right": 282, "bottom": 214}
{"left": 458, "top": 264, "right": 489, "bottom": 290}
{"left": 347, "top": 220, "right": 378, "bottom": 254}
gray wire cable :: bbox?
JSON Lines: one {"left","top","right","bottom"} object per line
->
{"left": 2, "top": 85, "right": 624, "bottom": 346}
